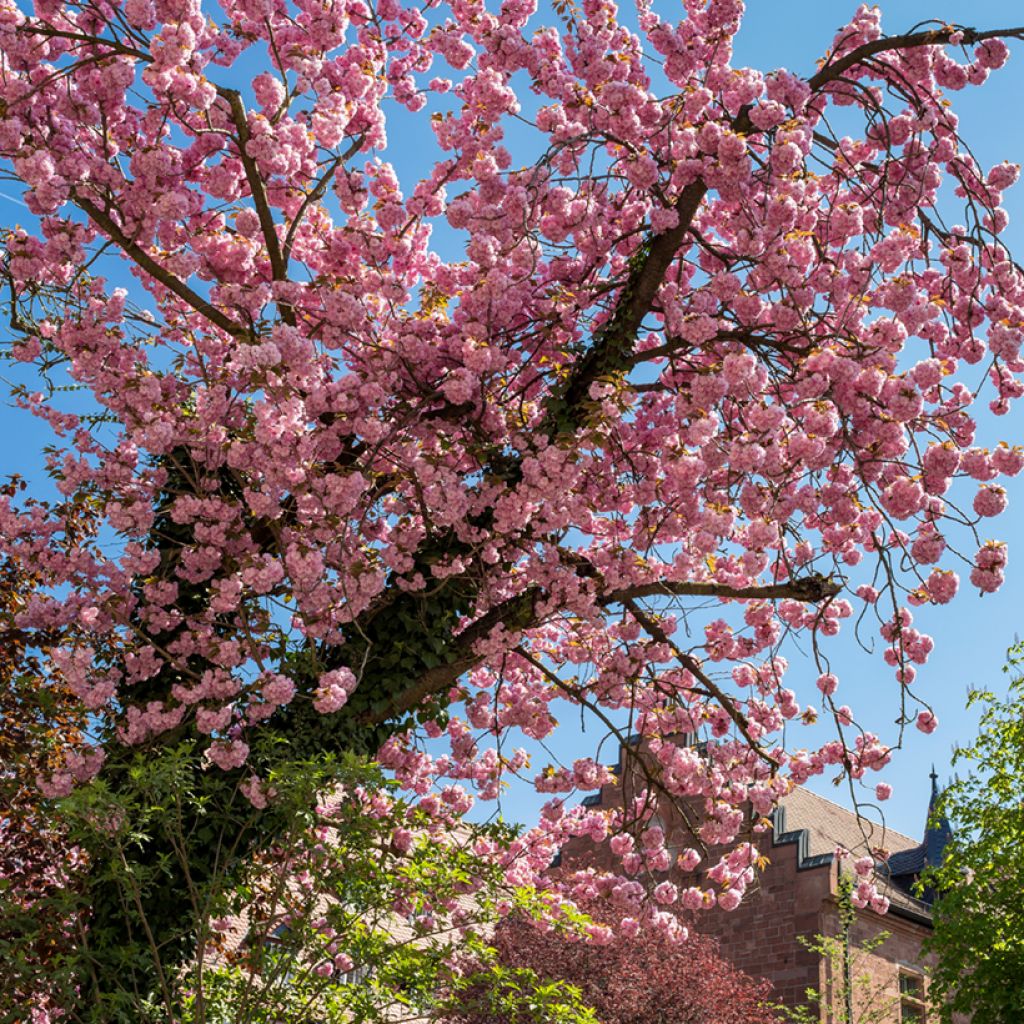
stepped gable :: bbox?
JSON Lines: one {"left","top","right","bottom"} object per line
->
{"left": 772, "top": 786, "right": 935, "bottom": 921}
{"left": 576, "top": 742, "right": 943, "bottom": 923}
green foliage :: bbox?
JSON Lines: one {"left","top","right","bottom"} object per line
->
{"left": 443, "top": 943, "right": 598, "bottom": 1024}
{"left": 781, "top": 875, "right": 897, "bottom": 1024}
{"left": 923, "top": 643, "right": 1024, "bottom": 1024}
{"left": 1, "top": 743, "right": 590, "bottom": 1024}
{"left": 782, "top": 930, "right": 897, "bottom": 1024}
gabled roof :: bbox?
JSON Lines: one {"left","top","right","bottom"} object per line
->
{"left": 772, "top": 781, "right": 948, "bottom": 923}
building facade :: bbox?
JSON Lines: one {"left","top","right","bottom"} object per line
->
{"left": 560, "top": 737, "right": 955, "bottom": 1023}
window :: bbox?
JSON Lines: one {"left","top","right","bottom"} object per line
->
{"left": 899, "top": 974, "right": 923, "bottom": 998}
{"left": 340, "top": 962, "right": 372, "bottom": 986}
{"left": 899, "top": 971, "right": 926, "bottom": 1022}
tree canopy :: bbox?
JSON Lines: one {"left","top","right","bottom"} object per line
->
{"left": 924, "top": 644, "right": 1024, "bottom": 1024}
{"left": 2, "top": 0, "right": 1024, "bottom": 1018}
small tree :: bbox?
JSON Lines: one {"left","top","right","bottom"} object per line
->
{"left": 923, "top": 645, "right": 1024, "bottom": 1024}
{"left": 783, "top": 875, "right": 898, "bottom": 1024}
{"left": 449, "top": 898, "right": 782, "bottom": 1024}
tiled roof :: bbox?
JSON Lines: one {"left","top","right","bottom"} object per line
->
{"left": 774, "top": 787, "right": 936, "bottom": 921}
{"left": 776, "top": 787, "right": 919, "bottom": 860}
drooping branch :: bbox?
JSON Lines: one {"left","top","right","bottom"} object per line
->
{"left": 620, "top": 597, "right": 778, "bottom": 769}
{"left": 512, "top": 644, "right": 710, "bottom": 854}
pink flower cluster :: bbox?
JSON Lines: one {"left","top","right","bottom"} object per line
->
{"left": 313, "top": 668, "right": 359, "bottom": 714}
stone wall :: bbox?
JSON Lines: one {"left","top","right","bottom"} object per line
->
{"left": 558, "top": 741, "right": 948, "bottom": 1021}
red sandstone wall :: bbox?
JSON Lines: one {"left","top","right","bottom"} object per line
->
{"left": 558, "top": 742, "right": 960, "bottom": 1020}
{"left": 694, "top": 840, "right": 832, "bottom": 1010}
{"left": 820, "top": 906, "right": 967, "bottom": 1024}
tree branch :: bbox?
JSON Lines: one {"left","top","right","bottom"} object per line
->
{"left": 807, "top": 25, "right": 1024, "bottom": 93}
{"left": 626, "top": 329, "right": 809, "bottom": 367}
{"left": 361, "top": 564, "right": 838, "bottom": 729}
{"left": 218, "top": 87, "right": 294, "bottom": 326}
{"left": 283, "top": 134, "right": 365, "bottom": 266}
{"left": 360, "top": 587, "right": 542, "bottom": 725}
{"left": 603, "top": 576, "right": 842, "bottom": 606}
{"left": 555, "top": 547, "right": 841, "bottom": 606}
{"left": 539, "top": 178, "right": 709, "bottom": 443}
{"left": 73, "top": 194, "right": 248, "bottom": 340}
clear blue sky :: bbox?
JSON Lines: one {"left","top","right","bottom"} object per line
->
{"left": 3, "top": 0, "right": 1024, "bottom": 846}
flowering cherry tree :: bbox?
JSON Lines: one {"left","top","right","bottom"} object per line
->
{"left": 3, "top": 0, "right": 1024, "bottom": 1013}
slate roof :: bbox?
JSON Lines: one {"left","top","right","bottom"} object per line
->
{"left": 886, "top": 845, "right": 927, "bottom": 876}
{"left": 878, "top": 769, "right": 953, "bottom": 906}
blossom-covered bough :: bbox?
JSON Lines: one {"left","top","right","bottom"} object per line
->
{"left": 2, "top": 0, "right": 1024, "bottom": 1014}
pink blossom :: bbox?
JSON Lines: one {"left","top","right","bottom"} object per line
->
{"left": 207, "top": 739, "right": 250, "bottom": 771}
{"left": 816, "top": 673, "right": 838, "bottom": 697}
{"left": 925, "top": 570, "right": 959, "bottom": 605}
{"left": 313, "top": 668, "right": 358, "bottom": 714}
{"left": 976, "top": 38, "right": 1010, "bottom": 69}
{"left": 717, "top": 889, "right": 742, "bottom": 912}
{"left": 392, "top": 827, "right": 414, "bottom": 854}
{"left": 240, "top": 775, "right": 274, "bottom": 809}
{"left": 653, "top": 881, "right": 678, "bottom": 905}
{"left": 974, "top": 484, "right": 1008, "bottom": 518}
{"left": 853, "top": 856, "right": 874, "bottom": 877}
{"left": 676, "top": 848, "right": 701, "bottom": 872}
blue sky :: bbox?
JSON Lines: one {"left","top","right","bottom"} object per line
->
{"left": 4, "top": 0, "right": 1024, "bottom": 846}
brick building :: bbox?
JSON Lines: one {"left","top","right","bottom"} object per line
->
{"left": 561, "top": 737, "right": 955, "bottom": 1023}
